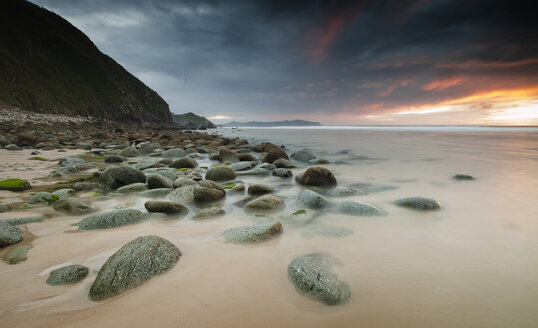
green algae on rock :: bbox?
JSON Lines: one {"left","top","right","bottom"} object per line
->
{"left": 89, "top": 235, "right": 181, "bottom": 301}
{"left": 0, "top": 179, "right": 31, "bottom": 192}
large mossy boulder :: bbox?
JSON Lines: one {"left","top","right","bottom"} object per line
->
{"left": 0, "top": 221, "right": 23, "bottom": 247}
{"left": 221, "top": 221, "right": 283, "bottom": 244}
{"left": 288, "top": 253, "right": 350, "bottom": 305}
{"left": 394, "top": 197, "right": 441, "bottom": 210}
{"left": 89, "top": 235, "right": 181, "bottom": 301}
{"left": 296, "top": 167, "right": 337, "bottom": 187}
{"left": 0, "top": 178, "right": 31, "bottom": 192}
{"left": 46, "top": 265, "right": 89, "bottom": 285}
{"left": 99, "top": 166, "right": 146, "bottom": 190}
{"left": 76, "top": 209, "right": 146, "bottom": 230}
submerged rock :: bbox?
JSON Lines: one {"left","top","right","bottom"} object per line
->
{"left": 0, "top": 221, "right": 23, "bottom": 247}
{"left": 325, "top": 186, "right": 362, "bottom": 197}
{"left": 296, "top": 167, "right": 337, "bottom": 187}
{"left": 3, "top": 216, "right": 46, "bottom": 226}
{"left": 273, "top": 168, "right": 292, "bottom": 178}
{"left": 0, "top": 178, "right": 31, "bottom": 192}
{"left": 192, "top": 207, "right": 225, "bottom": 219}
{"left": 291, "top": 149, "right": 315, "bottom": 163}
{"left": 337, "top": 200, "right": 383, "bottom": 216}
{"left": 297, "top": 190, "right": 329, "bottom": 209}
{"left": 144, "top": 201, "right": 189, "bottom": 215}
{"left": 453, "top": 174, "right": 474, "bottom": 181}
{"left": 230, "top": 161, "right": 256, "bottom": 171}
{"left": 279, "top": 209, "right": 317, "bottom": 227}
{"left": 0, "top": 204, "right": 11, "bottom": 213}
{"left": 161, "top": 148, "right": 186, "bottom": 158}
{"left": 89, "top": 235, "right": 181, "bottom": 301}
{"left": 99, "top": 166, "right": 146, "bottom": 190}
{"left": 395, "top": 197, "right": 441, "bottom": 210}
{"left": 288, "top": 253, "right": 350, "bottom": 305}
{"left": 104, "top": 155, "right": 126, "bottom": 163}
{"left": 235, "top": 168, "right": 270, "bottom": 176}
{"left": 116, "top": 183, "right": 148, "bottom": 193}
{"left": 205, "top": 166, "right": 236, "bottom": 182}
{"left": 4, "top": 245, "right": 32, "bottom": 264}
{"left": 46, "top": 265, "right": 89, "bottom": 285}
{"left": 76, "top": 209, "right": 146, "bottom": 230}
{"left": 244, "top": 195, "right": 284, "bottom": 211}
{"left": 52, "top": 198, "right": 93, "bottom": 215}
{"left": 222, "top": 221, "right": 282, "bottom": 243}
{"left": 273, "top": 158, "right": 297, "bottom": 168}
{"left": 247, "top": 184, "right": 275, "bottom": 195}
{"left": 139, "top": 188, "right": 173, "bottom": 198}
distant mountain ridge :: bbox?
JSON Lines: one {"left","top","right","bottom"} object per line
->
{"left": 222, "top": 120, "right": 322, "bottom": 127}
{"left": 0, "top": 0, "right": 172, "bottom": 123}
{"left": 172, "top": 112, "right": 216, "bottom": 129}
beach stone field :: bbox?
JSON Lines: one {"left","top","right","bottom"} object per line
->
{"left": 0, "top": 123, "right": 464, "bottom": 310}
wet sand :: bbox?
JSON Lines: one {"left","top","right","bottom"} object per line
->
{"left": 1, "top": 128, "right": 538, "bottom": 328}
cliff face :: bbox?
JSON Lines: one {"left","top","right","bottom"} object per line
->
{"left": 0, "top": 0, "right": 173, "bottom": 123}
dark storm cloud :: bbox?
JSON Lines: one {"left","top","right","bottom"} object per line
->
{"left": 29, "top": 0, "right": 538, "bottom": 123}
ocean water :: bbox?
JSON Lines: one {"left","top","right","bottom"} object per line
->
{"left": 1, "top": 126, "right": 537, "bottom": 328}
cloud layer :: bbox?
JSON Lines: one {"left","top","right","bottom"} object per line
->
{"left": 31, "top": 0, "right": 538, "bottom": 125}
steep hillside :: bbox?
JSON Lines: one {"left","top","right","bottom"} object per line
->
{"left": 0, "top": 0, "right": 172, "bottom": 123}
{"left": 172, "top": 112, "right": 216, "bottom": 129}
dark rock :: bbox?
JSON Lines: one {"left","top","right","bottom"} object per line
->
{"left": 247, "top": 184, "right": 275, "bottom": 195}
{"left": 46, "top": 265, "right": 89, "bottom": 285}
{"left": 309, "top": 158, "right": 330, "bottom": 165}
{"left": 288, "top": 253, "right": 350, "bottom": 305}
{"left": 273, "top": 158, "right": 297, "bottom": 168}
{"left": 76, "top": 209, "right": 147, "bottom": 230}
{"left": 89, "top": 235, "right": 181, "bottom": 301}
{"left": 261, "top": 147, "right": 289, "bottom": 164}
{"left": 222, "top": 221, "right": 282, "bottom": 243}
{"left": 238, "top": 153, "right": 257, "bottom": 162}
{"left": 146, "top": 174, "right": 173, "bottom": 189}
{"left": 0, "top": 221, "right": 23, "bottom": 247}
{"left": 99, "top": 166, "right": 146, "bottom": 190}
{"left": 170, "top": 157, "right": 198, "bottom": 169}
{"left": 394, "top": 197, "right": 441, "bottom": 210}
{"left": 453, "top": 174, "right": 474, "bottom": 181}
{"left": 104, "top": 155, "right": 126, "bottom": 163}
{"left": 205, "top": 166, "right": 236, "bottom": 182}
{"left": 144, "top": 201, "right": 189, "bottom": 214}
{"left": 296, "top": 167, "right": 337, "bottom": 187}
{"left": 219, "top": 149, "right": 239, "bottom": 163}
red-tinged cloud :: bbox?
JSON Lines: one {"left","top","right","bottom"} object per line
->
{"left": 422, "top": 77, "right": 466, "bottom": 91}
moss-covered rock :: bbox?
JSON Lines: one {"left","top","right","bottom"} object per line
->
{"left": 4, "top": 245, "right": 32, "bottom": 264}
{"left": 20, "top": 192, "right": 59, "bottom": 208}
{"left": 0, "top": 178, "right": 31, "bottom": 192}
{"left": 46, "top": 265, "right": 89, "bottom": 285}
{"left": 89, "top": 235, "right": 181, "bottom": 301}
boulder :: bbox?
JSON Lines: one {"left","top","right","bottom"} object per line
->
{"left": 247, "top": 184, "right": 275, "bottom": 195}
{"left": 170, "top": 157, "right": 198, "bottom": 169}
{"left": 173, "top": 178, "right": 198, "bottom": 188}
{"left": 116, "top": 183, "right": 148, "bottom": 193}
{"left": 104, "top": 155, "right": 126, "bottom": 163}
{"left": 89, "top": 235, "right": 181, "bottom": 301}
{"left": 161, "top": 148, "right": 186, "bottom": 158}
{"left": 291, "top": 149, "right": 315, "bottom": 162}
{"left": 273, "top": 158, "right": 297, "bottom": 168}
{"left": 296, "top": 167, "right": 337, "bottom": 187}
{"left": 337, "top": 200, "right": 383, "bottom": 216}
{"left": 205, "top": 166, "right": 236, "bottom": 182}
{"left": 52, "top": 188, "right": 76, "bottom": 199}
{"left": 76, "top": 209, "right": 147, "bottom": 230}
{"left": 244, "top": 195, "right": 284, "bottom": 211}
{"left": 288, "top": 253, "right": 350, "bottom": 305}
{"left": 58, "top": 157, "right": 85, "bottom": 167}
{"left": 144, "top": 201, "right": 189, "bottom": 215}
{"left": 5, "top": 144, "right": 22, "bottom": 151}
{"left": 297, "top": 190, "right": 328, "bottom": 209}
{"left": 20, "top": 191, "right": 58, "bottom": 208}
{"left": 46, "top": 264, "right": 89, "bottom": 285}
{"left": 219, "top": 149, "right": 239, "bottom": 163}
{"left": 273, "top": 168, "right": 292, "bottom": 178}
{"left": 0, "top": 178, "right": 31, "bottom": 192}
{"left": 238, "top": 153, "right": 257, "bottom": 162}
{"left": 168, "top": 180, "right": 225, "bottom": 203}
{"left": 230, "top": 162, "right": 256, "bottom": 172}
{"left": 261, "top": 147, "right": 289, "bottom": 163}
{"left": 4, "top": 245, "right": 32, "bottom": 264}
{"left": 99, "top": 166, "right": 146, "bottom": 190}
{"left": 221, "top": 221, "right": 282, "bottom": 243}
{"left": 0, "top": 221, "right": 23, "bottom": 247}
{"left": 192, "top": 207, "right": 225, "bottom": 219}
{"left": 394, "top": 197, "right": 441, "bottom": 210}
{"left": 118, "top": 146, "right": 140, "bottom": 158}
{"left": 52, "top": 198, "right": 93, "bottom": 215}
{"left": 73, "top": 182, "right": 100, "bottom": 191}
{"left": 146, "top": 174, "right": 173, "bottom": 189}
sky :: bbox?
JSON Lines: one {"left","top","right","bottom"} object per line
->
{"left": 30, "top": 0, "right": 538, "bottom": 125}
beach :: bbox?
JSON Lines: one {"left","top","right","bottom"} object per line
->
{"left": 1, "top": 126, "right": 537, "bottom": 327}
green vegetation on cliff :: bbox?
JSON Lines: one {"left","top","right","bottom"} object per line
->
{"left": 0, "top": 0, "right": 172, "bottom": 123}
